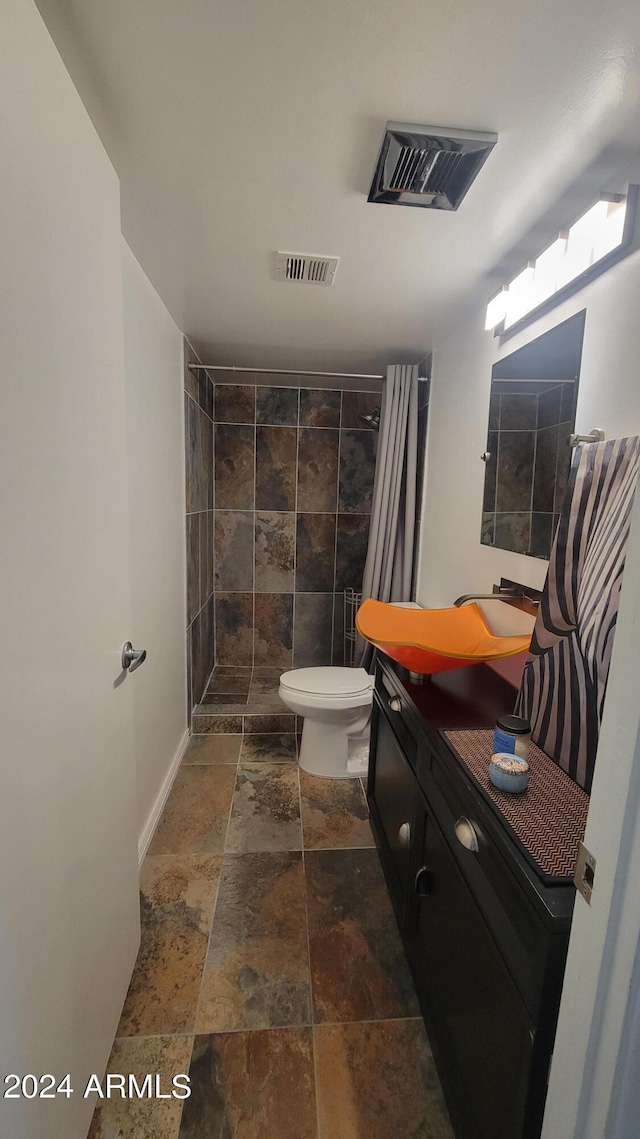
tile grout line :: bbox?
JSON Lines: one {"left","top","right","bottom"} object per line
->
{"left": 292, "top": 386, "right": 301, "bottom": 669}
{"left": 190, "top": 732, "right": 242, "bottom": 1043}
{"left": 169, "top": 733, "right": 237, "bottom": 1139}
{"left": 212, "top": 507, "right": 371, "bottom": 515}
{"left": 114, "top": 1011, "right": 426, "bottom": 1045}
{"left": 211, "top": 371, "right": 216, "bottom": 677}
{"left": 173, "top": 1036, "right": 194, "bottom": 1138}
{"left": 210, "top": 420, "right": 375, "bottom": 430}
{"left": 297, "top": 762, "right": 322, "bottom": 1139}
{"left": 330, "top": 393, "right": 343, "bottom": 663}
{"left": 358, "top": 775, "right": 369, "bottom": 811}
{"left": 252, "top": 384, "right": 257, "bottom": 669}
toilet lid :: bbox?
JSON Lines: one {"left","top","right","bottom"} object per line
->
{"left": 280, "top": 666, "right": 373, "bottom": 698}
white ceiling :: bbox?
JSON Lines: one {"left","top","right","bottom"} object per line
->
{"left": 36, "top": 0, "right": 640, "bottom": 373}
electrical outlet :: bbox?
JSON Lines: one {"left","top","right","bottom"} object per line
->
{"left": 574, "top": 841, "right": 596, "bottom": 904}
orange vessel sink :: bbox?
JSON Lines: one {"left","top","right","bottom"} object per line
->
{"left": 356, "top": 598, "right": 531, "bottom": 675}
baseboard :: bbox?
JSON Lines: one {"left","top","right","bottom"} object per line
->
{"left": 137, "top": 728, "right": 190, "bottom": 867}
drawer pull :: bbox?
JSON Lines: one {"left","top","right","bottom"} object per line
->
{"left": 388, "top": 696, "right": 402, "bottom": 712}
{"left": 454, "top": 816, "right": 480, "bottom": 852}
{"left": 398, "top": 822, "right": 411, "bottom": 848}
{"left": 415, "top": 866, "right": 433, "bottom": 897}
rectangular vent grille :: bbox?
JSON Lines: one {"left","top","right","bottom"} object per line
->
{"left": 275, "top": 252, "right": 339, "bottom": 286}
{"left": 368, "top": 122, "right": 497, "bottom": 211}
{"left": 390, "top": 147, "right": 467, "bottom": 196}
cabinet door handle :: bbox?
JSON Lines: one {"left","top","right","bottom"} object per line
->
{"left": 388, "top": 696, "right": 402, "bottom": 712}
{"left": 454, "top": 816, "right": 480, "bottom": 852}
{"left": 415, "top": 866, "right": 433, "bottom": 897}
{"left": 398, "top": 822, "right": 411, "bottom": 848}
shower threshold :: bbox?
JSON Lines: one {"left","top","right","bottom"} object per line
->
{"left": 192, "top": 664, "right": 300, "bottom": 736}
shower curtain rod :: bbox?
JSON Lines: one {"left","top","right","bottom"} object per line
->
{"left": 187, "top": 363, "right": 428, "bottom": 382}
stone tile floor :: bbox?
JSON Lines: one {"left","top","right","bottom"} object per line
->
{"left": 89, "top": 730, "right": 453, "bottom": 1139}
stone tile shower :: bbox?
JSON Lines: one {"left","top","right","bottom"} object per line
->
{"left": 184, "top": 350, "right": 381, "bottom": 712}
{"left": 184, "top": 343, "right": 215, "bottom": 716}
{"left": 213, "top": 381, "right": 379, "bottom": 668}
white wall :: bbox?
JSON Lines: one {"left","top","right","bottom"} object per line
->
{"left": 0, "top": 3, "right": 141, "bottom": 1135}
{"left": 121, "top": 240, "right": 188, "bottom": 856}
{"left": 417, "top": 222, "right": 640, "bottom": 606}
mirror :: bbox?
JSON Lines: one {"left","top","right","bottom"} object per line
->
{"left": 481, "top": 311, "right": 585, "bottom": 559}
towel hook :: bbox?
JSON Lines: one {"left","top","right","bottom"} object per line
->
{"left": 568, "top": 428, "right": 605, "bottom": 447}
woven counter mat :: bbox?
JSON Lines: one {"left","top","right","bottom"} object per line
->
{"left": 444, "top": 729, "right": 588, "bottom": 882}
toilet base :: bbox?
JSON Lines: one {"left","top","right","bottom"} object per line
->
{"left": 298, "top": 718, "right": 370, "bottom": 779}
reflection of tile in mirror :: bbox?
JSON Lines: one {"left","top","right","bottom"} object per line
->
{"left": 560, "top": 383, "right": 576, "bottom": 422}
{"left": 533, "top": 425, "right": 559, "bottom": 512}
{"left": 483, "top": 313, "right": 584, "bottom": 559}
{"left": 537, "top": 385, "right": 563, "bottom": 429}
{"left": 500, "top": 393, "right": 537, "bottom": 430}
{"left": 496, "top": 432, "right": 535, "bottom": 512}
{"left": 488, "top": 393, "right": 500, "bottom": 430}
{"left": 554, "top": 430, "right": 572, "bottom": 512}
{"left": 495, "top": 512, "right": 531, "bottom": 554}
{"left": 481, "top": 512, "right": 495, "bottom": 547}
{"left": 482, "top": 432, "right": 498, "bottom": 512}
{"left": 530, "top": 513, "right": 554, "bottom": 558}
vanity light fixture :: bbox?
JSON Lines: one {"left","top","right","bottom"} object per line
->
{"left": 485, "top": 186, "right": 638, "bottom": 337}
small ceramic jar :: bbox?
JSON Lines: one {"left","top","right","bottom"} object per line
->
{"left": 489, "top": 752, "right": 530, "bottom": 794}
{"left": 493, "top": 714, "right": 531, "bottom": 760}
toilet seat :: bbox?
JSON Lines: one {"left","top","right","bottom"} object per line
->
{"left": 280, "top": 666, "right": 373, "bottom": 700}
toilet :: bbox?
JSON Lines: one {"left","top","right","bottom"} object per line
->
{"left": 278, "top": 666, "right": 374, "bottom": 779}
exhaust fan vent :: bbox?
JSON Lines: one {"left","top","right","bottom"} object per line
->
{"left": 368, "top": 122, "right": 497, "bottom": 210}
{"left": 275, "top": 252, "right": 339, "bottom": 286}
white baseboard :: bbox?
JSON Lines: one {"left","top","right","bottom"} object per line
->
{"left": 137, "top": 728, "right": 190, "bottom": 867}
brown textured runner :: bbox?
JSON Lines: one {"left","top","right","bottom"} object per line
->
{"left": 444, "top": 729, "right": 588, "bottom": 881}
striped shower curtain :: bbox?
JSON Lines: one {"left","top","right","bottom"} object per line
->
{"left": 517, "top": 435, "right": 640, "bottom": 793}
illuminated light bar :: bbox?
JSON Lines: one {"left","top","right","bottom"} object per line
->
{"left": 485, "top": 191, "right": 633, "bottom": 334}
{"left": 484, "top": 286, "right": 509, "bottom": 331}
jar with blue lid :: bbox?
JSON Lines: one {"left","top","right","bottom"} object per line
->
{"left": 493, "top": 714, "right": 530, "bottom": 760}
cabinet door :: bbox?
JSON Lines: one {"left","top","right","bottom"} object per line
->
{"left": 412, "top": 801, "right": 534, "bottom": 1139}
{"left": 368, "top": 699, "right": 418, "bottom": 918}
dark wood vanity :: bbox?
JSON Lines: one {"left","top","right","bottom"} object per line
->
{"left": 367, "top": 657, "right": 578, "bottom": 1139}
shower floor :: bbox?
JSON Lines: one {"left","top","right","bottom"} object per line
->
{"left": 192, "top": 665, "right": 298, "bottom": 735}
{"left": 201, "top": 664, "right": 287, "bottom": 712}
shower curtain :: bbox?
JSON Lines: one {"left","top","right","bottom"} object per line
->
{"left": 357, "top": 364, "right": 419, "bottom": 668}
{"left": 516, "top": 435, "right": 640, "bottom": 793}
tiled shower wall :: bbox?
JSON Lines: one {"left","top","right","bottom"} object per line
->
{"left": 212, "top": 382, "right": 380, "bottom": 668}
{"left": 184, "top": 342, "right": 215, "bottom": 713}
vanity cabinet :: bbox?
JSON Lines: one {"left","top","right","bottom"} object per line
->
{"left": 408, "top": 794, "right": 534, "bottom": 1138}
{"left": 368, "top": 703, "right": 417, "bottom": 924}
{"left": 368, "top": 659, "right": 575, "bottom": 1139}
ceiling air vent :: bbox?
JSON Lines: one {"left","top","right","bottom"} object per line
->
{"left": 368, "top": 122, "right": 497, "bottom": 211}
{"left": 275, "top": 252, "right": 339, "bottom": 286}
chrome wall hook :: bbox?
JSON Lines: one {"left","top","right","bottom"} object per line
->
{"left": 567, "top": 428, "right": 605, "bottom": 447}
